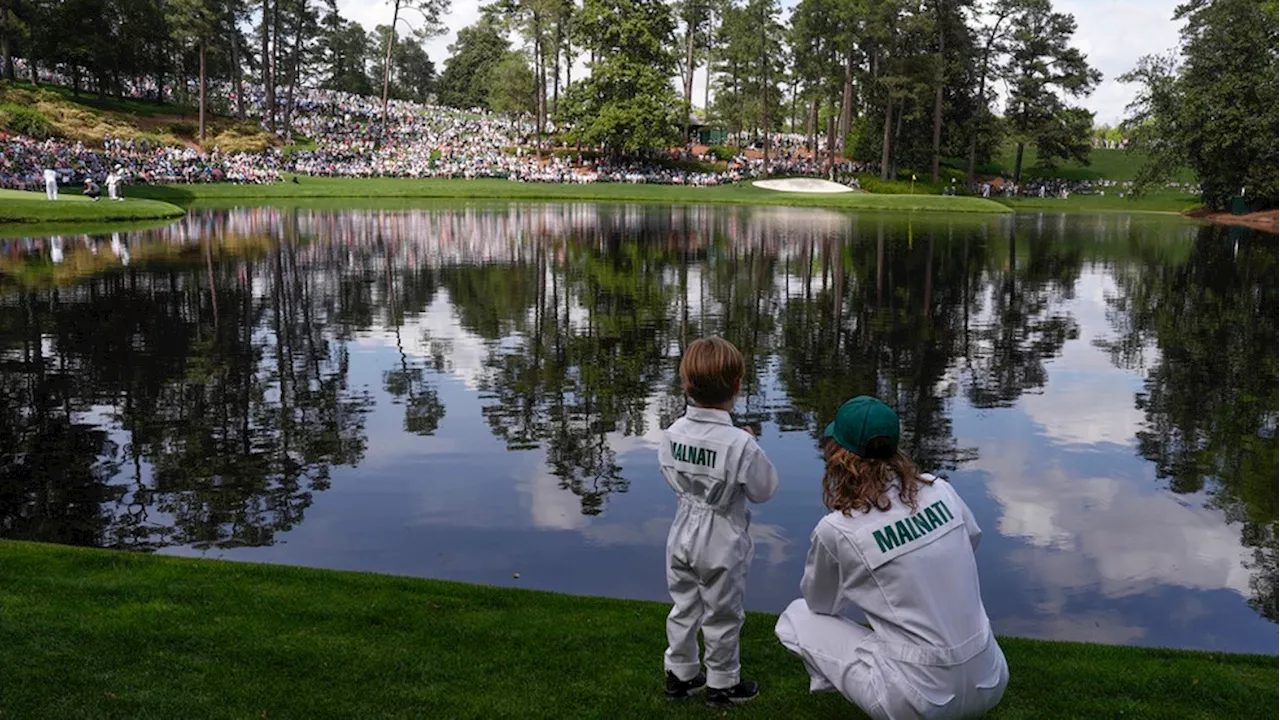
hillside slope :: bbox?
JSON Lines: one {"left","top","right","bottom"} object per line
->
{"left": 0, "top": 82, "right": 274, "bottom": 153}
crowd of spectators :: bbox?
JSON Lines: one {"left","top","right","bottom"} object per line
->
{"left": 0, "top": 67, "right": 981, "bottom": 194}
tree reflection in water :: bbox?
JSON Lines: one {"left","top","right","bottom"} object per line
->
{"left": 0, "top": 206, "right": 1273, "bottom": 623}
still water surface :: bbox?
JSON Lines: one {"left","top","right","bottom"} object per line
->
{"left": 1, "top": 204, "right": 1275, "bottom": 654}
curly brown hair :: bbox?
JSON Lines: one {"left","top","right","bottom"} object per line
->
{"left": 821, "top": 437, "right": 933, "bottom": 515}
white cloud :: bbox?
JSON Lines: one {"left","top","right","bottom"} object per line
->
{"left": 1059, "top": 1, "right": 1183, "bottom": 125}
{"left": 354, "top": 287, "right": 490, "bottom": 390}
{"left": 974, "top": 439, "right": 1254, "bottom": 600}
{"left": 338, "top": 0, "right": 484, "bottom": 72}
{"left": 1019, "top": 270, "right": 1146, "bottom": 447}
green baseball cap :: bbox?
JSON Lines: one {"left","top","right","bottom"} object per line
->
{"left": 824, "top": 396, "right": 900, "bottom": 458}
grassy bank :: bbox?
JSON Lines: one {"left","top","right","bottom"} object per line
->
{"left": 129, "top": 177, "right": 1013, "bottom": 214}
{"left": 976, "top": 145, "right": 1196, "bottom": 183}
{"left": 0, "top": 188, "right": 185, "bottom": 224}
{"left": 0, "top": 541, "right": 1272, "bottom": 720}
{"left": 996, "top": 191, "right": 1201, "bottom": 214}
{"left": 0, "top": 81, "right": 274, "bottom": 152}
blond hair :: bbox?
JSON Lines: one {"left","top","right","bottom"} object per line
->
{"left": 680, "top": 336, "right": 744, "bottom": 406}
{"left": 821, "top": 438, "right": 932, "bottom": 514}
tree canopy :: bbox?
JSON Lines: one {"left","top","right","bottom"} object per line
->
{"left": 1122, "top": 0, "right": 1279, "bottom": 209}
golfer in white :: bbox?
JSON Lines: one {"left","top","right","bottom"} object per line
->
{"left": 107, "top": 167, "right": 124, "bottom": 201}
{"left": 43, "top": 168, "right": 58, "bottom": 200}
{"left": 776, "top": 396, "right": 1008, "bottom": 720}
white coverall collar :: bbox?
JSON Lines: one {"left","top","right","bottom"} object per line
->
{"left": 683, "top": 406, "right": 734, "bottom": 425}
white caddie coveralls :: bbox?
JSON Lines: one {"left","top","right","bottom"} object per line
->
{"left": 776, "top": 476, "right": 1008, "bottom": 720}
{"left": 43, "top": 169, "right": 58, "bottom": 200}
{"left": 660, "top": 406, "right": 778, "bottom": 689}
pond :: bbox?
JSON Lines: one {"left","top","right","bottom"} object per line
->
{"left": 1, "top": 204, "right": 1275, "bottom": 655}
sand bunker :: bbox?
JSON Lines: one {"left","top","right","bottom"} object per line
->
{"left": 753, "top": 178, "right": 855, "bottom": 194}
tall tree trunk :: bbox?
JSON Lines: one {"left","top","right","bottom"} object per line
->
{"left": 1013, "top": 141, "right": 1025, "bottom": 186}
{"left": 826, "top": 108, "right": 836, "bottom": 174}
{"left": 930, "top": 0, "right": 946, "bottom": 183}
{"left": 967, "top": 11, "right": 1010, "bottom": 189}
{"left": 761, "top": 41, "right": 769, "bottom": 173}
{"left": 284, "top": 7, "right": 304, "bottom": 136}
{"left": 879, "top": 89, "right": 893, "bottom": 181}
{"left": 272, "top": 0, "right": 282, "bottom": 125}
{"left": 553, "top": 17, "right": 563, "bottom": 118}
{"left": 789, "top": 78, "right": 798, "bottom": 133}
{"left": 808, "top": 96, "right": 818, "bottom": 162}
{"left": 533, "top": 19, "right": 545, "bottom": 160}
{"left": 263, "top": 0, "right": 275, "bottom": 131}
{"left": 232, "top": 25, "right": 246, "bottom": 120}
{"left": 564, "top": 41, "right": 571, "bottom": 90}
{"left": 891, "top": 99, "right": 904, "bottom": 179}
{"left": 703, "top": 59, "right": 712, "bottom": 127}
{"left": 838, "top": 50, "right": 854, "bottom": 159}
{"left": 683, "top": 18, "right": 696, "bottom": 145}
{"left": 0, "top": 0, "right": 14, "bottom": 83}
{"left": 381, "top": 0, "right": 400, "bottom": 127}
{"left": 199, "top": 40, "right": 207, "bottom": 144}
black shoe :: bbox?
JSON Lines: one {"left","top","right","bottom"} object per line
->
{"left": 665, "top": 670, "right": 706, "bottom": 700}
{"left": 706, "top": 680, "right": 759, "bottom": 707}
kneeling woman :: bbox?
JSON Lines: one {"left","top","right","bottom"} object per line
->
{"left": 776, "top": 397, "right": 1008, "bottom": 719}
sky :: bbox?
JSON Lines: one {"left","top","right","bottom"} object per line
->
{"left": 337, "top": 0, "right": 1185, "bottom": 126}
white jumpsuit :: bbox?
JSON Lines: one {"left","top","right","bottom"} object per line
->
{"left": 660, "top": 406, "right": 778, "bottom": 689}
{"left": 43, "top": 169, "right": 58, "bottom": 200}
{"left": 776, "top": 477, "right": 1008, "bottom": 720}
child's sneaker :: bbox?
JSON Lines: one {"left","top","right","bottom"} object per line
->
{"left": 665, "top": 670, "right": 706, "bottom": 700}
{"left": 706, "top": 680, "right": 759, "bottom": 707}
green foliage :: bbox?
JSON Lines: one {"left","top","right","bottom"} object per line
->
{"left": 0, "top": 102, "right": 54, "bottom": 138}
{"left": 437, "top": 14, "right": 511, "bottom": 110}
{"left": 163, "top": 120, "right": 198, "bottom": 138}
{"left": 709, "top": 0, "right": 786, "bottom": 136}
{"left": 319, "top": 11, "right": 378, "bottom": 96}
{"left": 705, "top": 144, "right": 737, "bottom": 161}
{"left": 486, "top": 51, "right": 536, "bottom": 116}
{"left": 559, "top": 0, "right": 683, "bottom": 154}
{"left": 1121, "top": 0, "right": 1279, "bottom": 209}
{"left": 370, "top": 24, "right": 438, "bottom": 103}
{"left": 1002, "top": 0, "right": 1102, "bottom": 181}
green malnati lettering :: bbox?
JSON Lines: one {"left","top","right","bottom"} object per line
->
{"left": 912, "top": 515, "right": 934, "bottom": 536}
{"left": 923, "top": 507, "right": 942, "bottom": 529}
{"left": 873, "top": 501, "right": 956, "bottom": 555}
{"left": 873, "top": 526, "right": 901, "bottom": 553}
{"left": 671, "top": 442, "right": 717, "bottom": 468}
{"left": 894, "top": 519, "right": 918, "bottom": 542}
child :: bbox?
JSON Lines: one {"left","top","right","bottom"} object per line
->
{"left": 660, "top": 336, "right": 778, "bottom": 707}
{"left": 775, "top": 396, "right": 1008, "bottom": 720}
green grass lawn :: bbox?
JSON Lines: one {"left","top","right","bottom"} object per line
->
{"left": 0, "top": 188, "right": 185, "bottom": 224}
{"left": 975, "top": 146, "right": 1196, "bottom": 183}
{"left": 129, "top": 177, "right": 1013, "bottom": 214}
{"left": 0, "top": 541, "right": 1272, "bottom": 720}
{"left": 996, "top": 191, "right": 1201, "bottom": 214}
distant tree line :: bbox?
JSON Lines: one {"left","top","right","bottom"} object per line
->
{"left": 1, "top": 0, "right": 1273, "bottom": 208}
